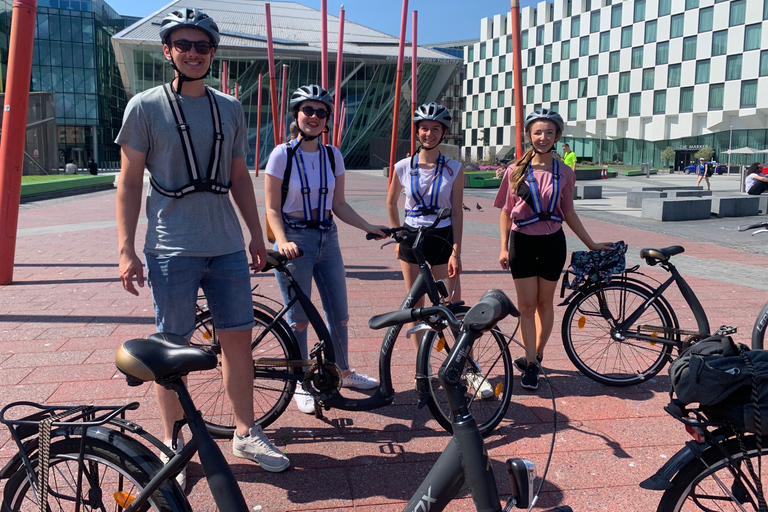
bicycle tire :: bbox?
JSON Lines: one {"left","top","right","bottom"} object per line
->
{"left": 657, "top": 435, "right": 768, "bottom": 512}
{"left": 751, "top": 300, "right": 768, "bottom": 350}
{"left": 420, "top": 305, "right": 513, "bottom": 437}
{"left": 561, "top": 281, "right": 675, "bottom": 386}
{"left": 188, "top": 302, "right": 301, "bottom": 437}
{"left": 2, "top": 437, "right": 187, "bottom": 512}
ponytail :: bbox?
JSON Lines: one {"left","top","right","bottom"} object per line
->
{"left": 508, "top": 148, "right": 536, "bottom": 192}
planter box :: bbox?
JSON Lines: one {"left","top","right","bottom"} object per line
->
{"left": 21, "top": 175, "right": 115, "bottom": 199}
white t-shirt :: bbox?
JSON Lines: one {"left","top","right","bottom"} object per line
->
{"left": 394, "top": 155, "right": 461, "bottom": 228}
{"left": 265, "top": 143, "right": 346, "bottom": 215}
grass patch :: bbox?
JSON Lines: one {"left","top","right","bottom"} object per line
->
{"left": 21, "top": 175, "right": 90, "bottom": 183}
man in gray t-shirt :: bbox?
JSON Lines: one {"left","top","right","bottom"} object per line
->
{"left": 115, "top": 7, "right": 289, "bottom": 476}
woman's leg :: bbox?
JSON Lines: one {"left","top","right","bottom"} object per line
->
{"left": 513, "top": 276, "right": 540, "bottom": 364}
{"left": 533, "top": 277, "right": 560, "bottom": 357}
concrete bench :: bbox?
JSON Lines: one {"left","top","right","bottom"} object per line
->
{"left": 574, "top": 185, "right": 602, "bottom": 200}
{"left": 711, "top": 196, "right": 760, "bottom": 217}
{"left": 640, "top": 186, "right": 704, "bottom": 192}
{"left": 641, "top": 198, "right": 712, "bottom": 221}
{"left": 758, "top": 195, "right": 768, "bottom": 215}
{"left": 627, "top": 190, "right": 667, "bottom": 208}
{"left": 625, "top": 169, "right": 658, "bottom": 176}
{"left": 668, "top": 190, "right": 713, "bottom": 198}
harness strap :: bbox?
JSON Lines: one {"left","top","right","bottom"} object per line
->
{"left": 280, "top": 141, "right": 336, "bottom": 212}
{"left": 285, "top": 140, "right": 333, "bottom": 229}
{"left": 405, "top": 153, "right": 448, "bottom": 218}
{"left": 514, "top": 160, "right": 563, "bottom": 227}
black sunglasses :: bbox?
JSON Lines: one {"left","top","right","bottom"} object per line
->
{"left": 300, "top": 106, "right": 329, "bottom": 119}
{"left": 171, "top": 39, "right": 214, "bottom": 55}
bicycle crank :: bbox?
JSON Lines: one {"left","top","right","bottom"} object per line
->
{"left": 303, "top": 362, "right": 343, "bottom": 402}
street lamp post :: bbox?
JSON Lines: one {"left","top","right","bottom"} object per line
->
{"left": 727, "top": 125, "right": 732, "bottom": 175}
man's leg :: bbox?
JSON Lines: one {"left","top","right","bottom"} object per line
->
{"left": 217, "top": 328, "right": 254, "bottom": 437}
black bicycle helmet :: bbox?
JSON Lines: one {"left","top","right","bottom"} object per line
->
{"left": 412, "top": 102, "right": 452, "bottom": 129}
{"left": 524, "top": 108, "right": 564, "bottom": 134}
{"left": 290, "top": 85, "right": 334, "bottom": 116}
{"left": 159, "top": 8, "right": 221, "bottom": 48}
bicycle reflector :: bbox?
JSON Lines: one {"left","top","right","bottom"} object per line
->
{"left": 114, "top": 491, "right": 135, "bottom": 508}
{"left": 578, "top": 316, "right": 586, "bottom": 329}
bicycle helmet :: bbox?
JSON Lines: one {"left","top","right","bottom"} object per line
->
{"left": 524, "top": 108, "right": 564, "bottom": 134}
{"left": 159, "top": 8, "right": 221, "bottom": 48}
{"left": 290, "top": 85, "right": 334, "bottom": 116}
{"left": 412, "top": 102, "right": 452, "bottom": 129}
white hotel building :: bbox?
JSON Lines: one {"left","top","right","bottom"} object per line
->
{"left": 462, "top": 0, "right": 768, "bottom": 169}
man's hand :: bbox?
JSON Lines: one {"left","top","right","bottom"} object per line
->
{"left": 119, "top": 251, "right": 144, "bottom": 296}
{"left": 249, "top": 238, "right": 268, "bottom": 273}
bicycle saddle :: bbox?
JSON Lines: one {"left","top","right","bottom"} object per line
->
{"left": 115, "top": 332, "right": 217, "bottom": 383}
{"left": 639, "top": 246, "right": 685, "bottom": 264}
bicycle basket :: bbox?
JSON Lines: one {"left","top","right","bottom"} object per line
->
{"left": 563, "top": 241, "right": 628, "bottom": 290}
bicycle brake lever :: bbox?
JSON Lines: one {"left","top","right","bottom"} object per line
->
{"left": 380, "top": 240, "right": 396, "bottom": 249}
{"left": 752, "top": 228, "right": 768, "bottom": 236}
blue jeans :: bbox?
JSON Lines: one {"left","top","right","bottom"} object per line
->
{"left": 145, "top": 251, "right": 255, "bottom": 338}
{"left": 273, "top": 223, "right": 350, "bottom": 370}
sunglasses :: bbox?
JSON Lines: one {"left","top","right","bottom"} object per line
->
{"left": 299, "top": 106, "right": 329, "bottom": 119}
{"left": 171, "top": 39, "right": 214, "bottom": 55}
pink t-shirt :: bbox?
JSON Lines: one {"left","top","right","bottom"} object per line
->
{"left": 493, "top": 162, "right": 575, "bottom": 236}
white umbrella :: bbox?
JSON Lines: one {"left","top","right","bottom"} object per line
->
{"left": 721, "top": 147, "right": 766, "bottom": 154}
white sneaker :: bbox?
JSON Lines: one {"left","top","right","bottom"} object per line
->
{"left": 342, "top": 370, "right": 378, "bottom": 390}
{"left": 294, "top": 384, "right": 315, "bottom": 414}
{"left": 232, "top": 424, "right": 290, "bottom": 472}
{"left": 160, "top": 439, "right": 186, "bottom": 489}
{"left": 465, "top": 372, "right": 495, "bottom": 400}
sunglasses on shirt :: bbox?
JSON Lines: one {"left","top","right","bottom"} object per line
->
{"left": 171, "top": 39, "right": 214, "bottom": 55}
{"left": 299, "top": 106, "right": 329, "bottom": 119}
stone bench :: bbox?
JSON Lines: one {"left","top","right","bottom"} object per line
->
{"left": 641, "top": 198, "right": 712, "bottom": 221}
{"left": 627, "top": 191, "right": 667, "bottom": 208}
{"left": 668, "top": 190, "right": 713, "bottom": 198}
{"left": 573, "top": 185, "right": 602, "bottom": 200}
{"left": 711, "top": 196, "right": 760, "bottom": 217}
{"left": 640, "top": 186, "right": 704, "bottom": 192}
{"left": 758, "top": 195, "right": 768, "bottom": 215}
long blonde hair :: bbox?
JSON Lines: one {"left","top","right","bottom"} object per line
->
{"left": 507, "top": 124, "right": 563, "bottom": 192}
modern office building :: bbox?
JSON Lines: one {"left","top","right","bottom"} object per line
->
{"left": 463, "top": 0, "right": 768, "bottom": 169}
{"left": 111, "top": 0, "right": 462, "bottom": 169}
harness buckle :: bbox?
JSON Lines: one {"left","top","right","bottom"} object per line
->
{"left": 214, "top": 132, "right": 223, "bottom": 141}
{"left": 177, "top": 123, "right": 190, "bottom": 132}
{"left": 538, "top": 212, "right": 552, "bottom": 221}
{"left": 317, "top": 187, "right": 329, "bottom": 194}
{"left": 421, "top": 206, "right": 436, "bottom": 215}
{"left": 300, "top": 186, "right": 311, "bottom": 194}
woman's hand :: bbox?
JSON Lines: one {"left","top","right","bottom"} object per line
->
{"left": 366, "top": 224, "right": 390, "bottom": 240}
{"left": 448, "top": 254, "right": 462, "bottom": 278}
{"left": 588, "top": 242, "right": 613, "bottom": 251}
{"left": 278, "top": 241, "right": 301, "bottom": 260}
{"left": 499, "top": 249, "right": 510, "bottom": 270}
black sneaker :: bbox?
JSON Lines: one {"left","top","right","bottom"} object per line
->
{"left": 520, "top": 363, "right": 540, "bottom": 391}
{"left": 514, "top": 354, "right": 542, "bottom": 373}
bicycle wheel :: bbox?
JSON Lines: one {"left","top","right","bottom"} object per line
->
{"left": 3, "top": 437, "right": 186, "bottom": 512}
{"left": 187, "top": 302, "right": 301, "bottom": 437}
{"left": 420, "top": 305, "right": 513, "bottom": 437}
{"left": 561, "top": 281, "right": 675, "bottom": 386}
{"left": 657, "top": 436, "right": 768, "bottom": 511}
{"left": 751, "top": 301, "right": 768, "bottom": 350}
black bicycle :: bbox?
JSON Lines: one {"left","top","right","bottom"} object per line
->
{"left": 738, "top": 221, "right": 768, "bottom": 351}
{"left": 188, "top": 209, "right": 514, "bottom": 437}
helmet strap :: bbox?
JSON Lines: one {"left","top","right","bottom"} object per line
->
{"left": 169, "top": 53, "right": 212, "bottom": 95}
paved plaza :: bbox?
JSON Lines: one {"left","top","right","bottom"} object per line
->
{"left": 2, "top": 169, "right": 768, "bottom": 510}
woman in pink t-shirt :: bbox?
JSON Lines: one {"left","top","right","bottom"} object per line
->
{"left": 494, "top": 109, "right": 609, "bottom": 391}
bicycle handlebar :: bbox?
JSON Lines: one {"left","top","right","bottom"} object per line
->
{"left": 368, "top": 305, "right": 458, "bottom": 330}
{"left": 366, "top": 208, "right": 451, "bottom": 242}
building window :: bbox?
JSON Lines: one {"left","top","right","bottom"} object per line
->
{"left": 527, "top": 86, "right": 535, "bottom": 104}
{"left": 480, "top": 42, "right": 486, "bottom": 59}
{"left": 552, "top": 62, "right": 561, "bottom": 81}
{"left": 708, "top": 83, "right": 724, "bottom": 110}
{"left": 745, "top": 24, "right": 762, "bottom": 51}
{"left": 506, "top": 72, "right": 513, "bottom": 88}
{"left": 632, "top": 47, "right": 644, "bottom": 68}
{"left": 670, "top": 14, "right": 684, "bottom": 38}
{"left": 741, "top": 79, "right": 757, "bottom": 107}
{"left": 654, "top": 90, "right": 666, "bottom": 114}
{"left": 493, "top": 39, "right": 500, "bottom": 56}
{"left": 634, "top": 0, "right": 646, "bottom": 22}
{"left": 537, "top": 26, "right": 545, "bottom": 46}
{"left": 589, "top": 55, "right": 599, "bottom": 75}
{"left": 712, "top": 30, "right": 728, "bottom": 56}
{"left": 679, "top": 87, "right": 694, "bottom": 112}
{"left": 568, "top": 100, "right": 577, "bottom": 120}
{"left": 591, "top": 10, "right": 600, "bottom": 33}
{"left": 466, "top": 112, "right": 472, "bottom": 128}
{"left": 619, "top": 71, "right": 631, "bottom": 93}
{"left": 491, "top": 110, "right": 497, "bottom": 126}
{"left": 535, "top": 66, "right": 543, "bottom": 84}
{"left": 472, "top": 95, "right": 479, "bottom": 110}
{"left": 685, "top": 0, "right": 699, "bottom": 9}
{"left": 761, "top": 50, "right": 768, "bottom": 76}
{"left": 621, "top": 26, "right": 633, "bottom": 48}
{"left": 600, "top": 31, "right": 610, "bottom": 52}
{"left": 578, "top": 78, "right": 588, "bottom": 97}
{"left": 550, "top": 101, "right": 559, "bottom": 112}
{"left": 727, "top": 55, "right": 742, "bottom": 80}
{"left": 467, "top": 81, "right": 473, "bottom": 95}
{"left": 682, "top": 36, "right": 697, "bottom": 61}
{"left": 668, "top": 64, "right": 681, "bottom": 87}
{"left": 645, "top": 20, "right": 657, "bottom": 43}
{"left": 468, "top": 47, "right": 474, "bottom": 62}
{"left": 528, "top": 49, "right": 536, "bottom": 66}
{"left": 629, "top": 93, "right": 641, "bottom": 116}
{"left": 571, "top": 15, "right": 580, "bottom": 37}
{"left": 656, "top": 41, "right": 669, "bottom": 65}
{"left": 507, "top": 37, "right": 513, "bottom": 53}
{"left": 499, "top": 55, "right": 506, "bottom": 72}
{"left": 473, "top": 62, "right": 480, "bottom": 77}
{"left": 496, "top": 126, "right": 503, "bottom": 143}
{"left": 567, "top": 0, "right": 572, "bottom": 17}
{"left": 659, "top": 0, "right": 671, "bottom": 15}
{"left": 764, "top": 0, "right": 768, "bottom": 20}
{"left": 522, "top": 31, "right": 528, "bottom": 49}
{"left": 479, "top": 77, "right": 486, "bottom": 92}
{"left": 479, "top": 111, "right": 485, "bottom": 127}
{"left": 580, "top": 36, "right": 590, "bottom": 56}
{"left": 553, "top": 21, "right": 562, "bottom": 42}
{"left": 609, "top": 51, "right": 620, "bottom": 72}
{"left": 560, "top": 81, "right": 569, "bottom": 100}
{"left": 587, "top": 97, "right": 597, "bottom": 118}
{"left": 642, "top": 68, "right": 655, "bottom": 90}
{"left": 570, "top": 59, "right": 579, "bottom": 78}
{"left": 695, "top": 59, "right": 710, "bottom": 84}
{"left": 730, "top": 0, "right": 746, "bottom": 26}
{"left": 543, "top": 83, "right": 551, "bottom": 102}
{"left": 492, "top": 75, "right": 499, "bottom": 91}
{"left": 607, "top": 95, "right": 618, "bottom": 117}
{"left": 544, "top": 45, "right": 552, "bottom": 63}
{"left": 498, "top": 90, "right": 505, "bottom": 107}
{"left": 504, "top": 107, "right": 511, "bottom": 124}
{"left": 611, "top": 4, "right": 622, "bottom": 28}
{"left": 598, "top": 74, "right": 608, "bottom": 95}
{"left": 561, "top": 40, "right": 570, "bottom": 59}
{"left": 486, "top": 59, "right": 493, "bottom": 74}
{"left": 699, "top": 7, "right": 713, "bottom": 32}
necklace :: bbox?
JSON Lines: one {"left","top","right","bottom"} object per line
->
{"left": 300, "top": 150, "right": 321, "bottom": 169}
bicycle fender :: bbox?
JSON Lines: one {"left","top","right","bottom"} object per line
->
{"left": 639, "top": 440, "right": 704, "bottom": 491}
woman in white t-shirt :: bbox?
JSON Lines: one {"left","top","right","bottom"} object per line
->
{"left": 746, "top": 163, "right": 768, "bottom": 195}
{"left": 264, "top": 85, "right": 387, "bottom": 413}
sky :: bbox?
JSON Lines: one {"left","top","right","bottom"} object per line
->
{"left": 106, "top": 0, "right": 539, "bottom": 44}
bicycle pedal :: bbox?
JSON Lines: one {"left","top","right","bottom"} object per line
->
{"left": 716, "top": 325, "right": 738, "bottom": 335}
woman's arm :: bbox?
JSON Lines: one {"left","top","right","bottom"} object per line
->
{"left": 264, "top": 173, "right": 302, "bottom": 259}
{"left": 563, "top": 210, "right": 610, "bottom": 251}
{"left": 386, "top": 174, "right": 403, "bottom": 228}
{"left": 448, "top": 167, "right": 464, "bottom": 278}
{"left": 499, "top": 210, "right": 511, "bottom": 270}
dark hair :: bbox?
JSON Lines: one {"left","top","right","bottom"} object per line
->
{"left": 747, "top": 162, "right": 762, "bottom": 175}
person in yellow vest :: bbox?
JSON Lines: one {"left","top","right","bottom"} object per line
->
{"left": 562, "top": 143, "right": 576, "bottom": 170}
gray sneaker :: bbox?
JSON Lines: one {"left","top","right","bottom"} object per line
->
{"left": 465, "top": 371, "right": 495, "bottom": 399}
{"left": 160, "top": 439, "right": 186, "bottom": 489}
{"left": 232, "top": 424, "right": 290, "bottom": 472}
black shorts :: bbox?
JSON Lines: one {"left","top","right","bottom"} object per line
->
{"left": 398, "top": 224, "right": 454, "bottom": 266}
{"left": 508, "top": 229, "right": 567, "bottom": 282}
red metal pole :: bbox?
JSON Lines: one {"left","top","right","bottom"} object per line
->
{"left": 222, "top": 61, "right": 228, "bottom": 94}
{"left": 388, "top": 0, "right": 408, "bottom": 185}
{"left": 255, "top": 73, "right": 263, "bottom": 176}
{"left": 279, "top": 64, "right": 288, "bottom": 142}
{"left": 410, "top": 10, "right": 417, "bottom": 157}
{"left": 337, "top": 101, "right": 347, "bottom": 146}
{"left": 234, "top": 82, "right": 239, "bottom": 100}
{"left": 0, "top": 0, "right": 38, "bottom": 285}
{"left": 321, "top": 0, "right": 329, "bottom": 145}
{"left": 265, "top": 3, "right": 280, "bottom": 147}
{"left": 332, "top": 6, "right": 345, "bottom": 148}
{"left": 510, "top": 0, "right": 525, "bottom": 160}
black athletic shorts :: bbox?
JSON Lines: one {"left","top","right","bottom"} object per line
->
{"left": 398, "top": 224, "right": 454, "bottom": 266}
{"left": 508, "top": 228, "right": 567, "bottom": 282}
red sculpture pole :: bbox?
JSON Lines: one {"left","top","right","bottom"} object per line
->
{"left": 410, "top": 10, "right": 417, "bottom": 157}
{"left": 265, "top": 3, "right": 280, "bottom": 147}
{"left": 388, "top": 0, "right": 408, "bottom": 185}
{"left": 255, "top": 73, "right": 263, "bottom": 176}
{"left": 321, "top": 0, "right": 329, "bottom": 144}
{"left": 234, "top": 82, "right": 239, "bottom": 100}
{"left": 332, "top": 5, "right": 345, "bottom": 148}
{"left": 0, "top": 0, "right": 38, "bottom": 285}
{"left": 510, "top": 0, "right": 525, "bottom": 160}
{"left": 222, "top": 61, "right": 228, "bottom": 94}
{"left": 279, "top": 64, "right": 288, "bottom": 142}
{"left": 337, "top": 101, "right": 347, "bottom": 146}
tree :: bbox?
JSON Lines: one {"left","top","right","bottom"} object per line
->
{"left": 694, "top": 147, "right": 715, "bottom": 162}
{"left": 660, "top": 146, "right": 676, "bottom": 167}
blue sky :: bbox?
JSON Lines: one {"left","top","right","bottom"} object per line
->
{"left": 107, "top": 0, "right": 539, "bottom": 44}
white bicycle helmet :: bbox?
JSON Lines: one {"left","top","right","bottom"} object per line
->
{"left": 524, "top": 108, "right": 564, "bottom": 134}
{"left": 412, "top": 102, "right": 452, "bottom": 129}
{"left": 290, "top": 85, "right": 334, "bottom": 116}
{"left": 159, "top": 8, "right": 221, "bottom": 48}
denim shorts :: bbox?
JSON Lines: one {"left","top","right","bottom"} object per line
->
{"left": 145, "top": 250, "right": 255, "bottom": 338}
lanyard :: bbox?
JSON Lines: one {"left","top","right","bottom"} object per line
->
{"left": 406, "top": 153, "right": 446, "bottom": 217}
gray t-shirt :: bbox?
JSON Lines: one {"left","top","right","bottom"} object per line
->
{"left": 115, "top": 85, "right": 249, "bottom": 257}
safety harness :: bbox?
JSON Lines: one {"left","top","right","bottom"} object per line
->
{"left": 405, "top": 153, "right": 450, "bottom": 218}
{"left": 514, "top": 160, "right": 562, "bottom": 227}
{"left": 280, "top": 139, "right": 337, "bottom": 230}
{"left": 151, "top": 83, "right": 231, "bottom": 199}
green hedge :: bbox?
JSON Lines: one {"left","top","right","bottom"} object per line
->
{"left": 21, "top": 175, "right": 115, "bottom": 197}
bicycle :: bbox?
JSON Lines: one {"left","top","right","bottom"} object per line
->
{"left": 739, "top": 221, "right": 768, "bottom": 350}
{"left": 559, "top": 244, "right": 720, "bottom": 386}
{"left": 188, "top": 208, "right": 513, "bottom": 437}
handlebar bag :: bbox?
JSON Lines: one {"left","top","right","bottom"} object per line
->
{"left": 563, "top": 241, "right": 627, "bottom": 290}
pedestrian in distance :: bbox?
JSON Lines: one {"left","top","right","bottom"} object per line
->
{"left": 65, "top": 159, "right": 77, "bottom": 174}
{"left": 561, "top": 143, "right": 576, "bottom": 171}
{"left": 115, "top": 7, "right": 290, "bottom": 479}
{"left": 745, "top": 162, "right": 768, "bottom": 195}
{"left": 696, "top": 157, "right": 711, "bottom": 190}
{"left": 495, "top": 109, "right": 610, "bottom": 391}
{"left": 87, "top": 158, "right": 98, "bottom": 175}
{"left": 264, "top": 84, "right": 389, "bottom": 414}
